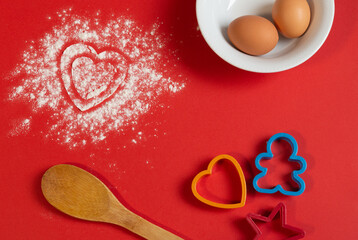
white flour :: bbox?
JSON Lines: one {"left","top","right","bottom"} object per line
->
{"left": 8, "top": 9, "right": 185, "bottom": 148}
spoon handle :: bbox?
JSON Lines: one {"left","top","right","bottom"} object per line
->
{"left": 109, "top": 207, "right": 183, "bottom": 240}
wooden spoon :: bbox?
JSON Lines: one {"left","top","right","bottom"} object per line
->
{"left": 41, "top": 164, "right": 183, "bottom": 240}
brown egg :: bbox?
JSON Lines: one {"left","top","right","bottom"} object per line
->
{"left": 227, "top": 15, "right": 279, "bottom": 56}
{"left": 272, "top": 0, "right": 311, "bottom": 38}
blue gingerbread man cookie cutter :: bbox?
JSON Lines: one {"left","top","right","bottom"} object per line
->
{"left": 253, "top": 133, "right": 307, "bottom": 196}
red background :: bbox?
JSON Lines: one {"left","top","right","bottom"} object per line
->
{"left": 0, "top": 0, "right": 357, "bottom": 239}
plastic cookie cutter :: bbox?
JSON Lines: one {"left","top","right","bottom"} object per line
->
{"left": 191, "top": 154, "right": 247, "bottom": 209}
{"left": 246, "top": 202, "right": 305, "bottom": 240}
{"left": 253, "top": 133, "right": 307, "bottom": 196}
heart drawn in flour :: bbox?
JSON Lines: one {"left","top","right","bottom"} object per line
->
{"left": 60, "top": 43, "right": 129, "bottom": 111}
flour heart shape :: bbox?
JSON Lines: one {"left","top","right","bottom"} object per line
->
{"left": 191, "top": 154, "right": 247, "bottom": 209}
{"left": 60, "top": 43, "right": 129, "bottom": 111}
{"left": 72, "top": 57, "right": 117, "bottom": 100}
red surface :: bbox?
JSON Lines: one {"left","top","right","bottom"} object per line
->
{"left": 0, "top": 0, "right": 357, "bottom": 239}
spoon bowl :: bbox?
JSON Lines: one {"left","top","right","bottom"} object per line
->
{"left": 41, "top": 164, "right": 182, "bottom": 240}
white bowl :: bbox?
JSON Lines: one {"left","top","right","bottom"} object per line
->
{"left": 196, "top": 0, "right": 335, "bottom": 73}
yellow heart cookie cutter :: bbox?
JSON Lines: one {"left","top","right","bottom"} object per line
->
{"left": 191, "top": 154, "right": 247, "bottom": 209}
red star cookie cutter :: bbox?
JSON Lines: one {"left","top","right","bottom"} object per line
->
{"left": 246, "top": 202, "right": 305, "bottom": 240}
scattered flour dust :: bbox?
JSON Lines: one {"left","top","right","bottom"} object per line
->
{"left": 9, "top": 117, "right": 32, "bottom": 137}
{"left": 8, "top": 8, "right": 185, "bottom": 148}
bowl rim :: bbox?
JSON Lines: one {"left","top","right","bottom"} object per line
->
{"left": 196, "top": 0, "right": 335, "bottom": 73}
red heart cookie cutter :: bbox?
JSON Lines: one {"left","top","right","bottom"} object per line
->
{"left": 191, "top": 154, "right": 247, "bottom": 209}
